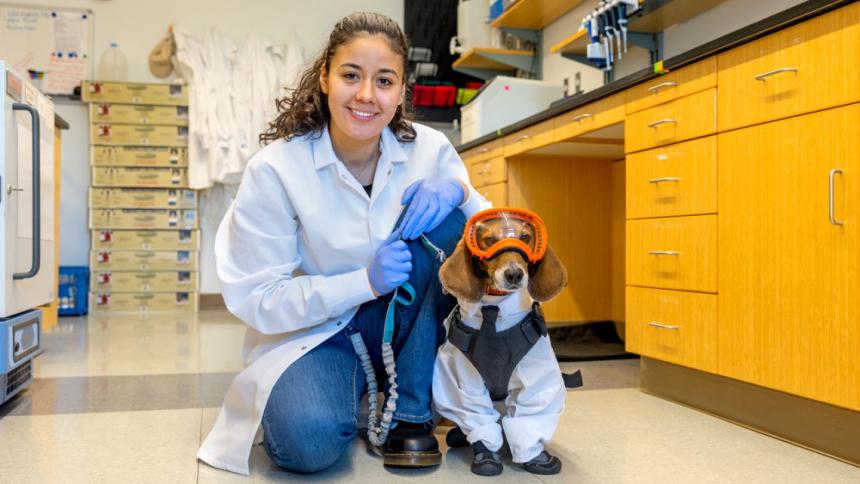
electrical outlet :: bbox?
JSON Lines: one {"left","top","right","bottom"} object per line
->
{"left": 575, "top": 72, "right": 583, "bottom": 95}
{"left": 563, "top": 78, "right": 569, "bottom": 97}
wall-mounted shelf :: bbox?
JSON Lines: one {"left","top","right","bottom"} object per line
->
{"left": 491, "top": 0, "right": 587, "bottom": 30}
{"left": 452, "top": 47, "right": 537, "bottom": 80}
{"left": 551, "top": 0, "right": 726, "bottom": 66}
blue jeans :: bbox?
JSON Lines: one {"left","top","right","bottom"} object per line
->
{"left": 261, "top": 210, "right": 465, "bottom": 473}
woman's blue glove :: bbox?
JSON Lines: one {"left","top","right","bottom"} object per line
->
{"left": 367, "top": 228, "right": 412, "bottom": 297}
{"left": 399, "top": 178, "right": 465, "bottom": 240}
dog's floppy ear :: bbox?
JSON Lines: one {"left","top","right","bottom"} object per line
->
{"left": 528, "top": 245, "right": 567, "bottom": 302}
{"left": 439, "top": 240, "right": 484, "bottom": 303}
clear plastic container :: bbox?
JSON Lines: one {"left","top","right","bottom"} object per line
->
{"left": 98, "top": 42, "right": 128, "bottom": 82}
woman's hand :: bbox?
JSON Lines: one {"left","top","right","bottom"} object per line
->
{"left": 367, "top": 229, "right": 412, "bottom": 297}
{"left": 399, "top": 178, "right": 465, "bottom": 240}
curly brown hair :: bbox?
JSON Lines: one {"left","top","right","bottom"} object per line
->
{"left": 260, "top": 12, "right": 416, "bottom": 145}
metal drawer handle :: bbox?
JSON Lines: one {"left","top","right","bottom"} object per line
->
{"left": 478, "top": 148, "right": 490, "bottom": 153}
{"left": 648, "top": 81, "right": 678, "bottom": 94}
{"left": 649, "top": 177, "right": 680, "bottom": 184}
{"left": 573, "top": 113, "right": 593, "bottom": 122}
{"left": 648, "top": 119, "right": 677, "bottom": 128}
{"left": 515, "top": 135, "right": 530, "bottom": 142}
{"left": 649, "top": 321, "right": 680, "bottom": 330}
{"left": 754, "top": 67, "right": 798, "bottom": 81}
{"left": 649, "top": 250, "right": 680, "bottom": 256}
{"left": 829, "top": 168, "right": 844, "bottom": 226}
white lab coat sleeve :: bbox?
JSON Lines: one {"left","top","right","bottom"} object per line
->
{"left": 215, "top": 155, "right": 376, "bottom": 335}
{"left": 433, "top": 131, "right": 491, "bottom": 216}
{"left": 501, "top": 337, "right": 566, "bottom": 463}
{"left": 432, "top": 341, "right": 504, "bottom": 452}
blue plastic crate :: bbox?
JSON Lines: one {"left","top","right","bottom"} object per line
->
{"left": 58, "top": 266, "right": 89, "bottom": 316}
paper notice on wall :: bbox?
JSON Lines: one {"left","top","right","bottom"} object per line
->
{"left": 43, "top": 56, "right": 86, "bottom": 94}
{"left": 52, "top": 10, "right": 87, "bottom": 55}
{"left": 0, "top": 7, "right": 53, "bottom": 72}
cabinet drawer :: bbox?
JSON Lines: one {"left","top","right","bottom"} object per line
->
{"left": 477, "top": 182, "right": 507, "bottom": 207}
{"left": 625, "top": 89, "right": 716, "bottom": 153}
{"left": 554, "top": 92, "right": 625, "bottom": 142}
{"left": 469, "top": 157, "right": 507, "bottom": 187}
{"left": 504, "top": 118, "right": 555, "bottom": 157}
{"left": 468, "top": 138, "right": 505, "bottom": 163}
{"left": 718, "top": 3, "right": 860, "bottom": 132}
{"left": 627, "top": 215, "right": 717, "bottom": 293}
{"left": 626, "top": 286, "right": 717, "bottom": 373}
{"left": 626, "top": 136, "right": 717, "bottom": 219}
{"left": 626, "top": 58, "right": 717, "bottom": 115}
{"left": 459, "top": 147, "right": 477, "bottom": 165}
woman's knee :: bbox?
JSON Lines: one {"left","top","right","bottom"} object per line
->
{"left": 425, "top": 210, "right": 466, "bottom": 254}
{"left": 262, "top": 413, "right": 353, "bottom": 473}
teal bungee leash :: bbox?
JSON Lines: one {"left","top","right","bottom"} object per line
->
{"left": 348, "top": 234, "right": 446, "bottom": 447}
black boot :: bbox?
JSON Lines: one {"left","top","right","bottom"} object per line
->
{"left": 382, "top": 420, "right": 442, "bottom": 467}
{"left": 445, "top": 426, "right": 469, "bottom": 448}
{"left": 521, "top": 450, "right": 562, "bottom": 475}
{"left": 470, "top": 441, "right": 503, "bottom": 476}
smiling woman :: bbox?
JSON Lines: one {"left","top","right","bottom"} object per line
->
{"left": 198, "top": 11, "right": 491, "bottom": 477}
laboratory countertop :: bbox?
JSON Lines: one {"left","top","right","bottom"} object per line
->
{"left": 456, "top": 0, "right": 855, "bottom": 152}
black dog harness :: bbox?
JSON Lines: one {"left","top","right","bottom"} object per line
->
{"left": 447, "top": 303, "right": 548, "bottom": 401}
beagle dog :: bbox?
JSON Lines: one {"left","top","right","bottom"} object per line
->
{"left": 432, "top": 209, "right": 568, "bottom": 476}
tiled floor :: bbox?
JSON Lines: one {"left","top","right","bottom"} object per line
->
{"left": 1, "top": 310, "right": 857, "bottom": 483}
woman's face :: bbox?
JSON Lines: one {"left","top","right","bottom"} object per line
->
{"left": 320, "top": 34, "right": 405, "bottom": 143}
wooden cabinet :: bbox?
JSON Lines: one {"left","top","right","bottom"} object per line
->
{"left": 626, "top": 57, "right": 717, "bottom": 115}
{"left": 554, "top": 92, "right": 625, "bottom": 142}
{"left": 718, "top": 3, "right": 860, "bottom": 132}
{"left": 469, "top": 157, "right": 507, "bottom": 187}
{"left": 718, "top": 104, "right": 860, "bottom": 411}
{"left": 626, "top": 286, "right": 718, "bottom": 373}
{"left": 503, "top": 118, "right": 555, "bottom": 157}
{"left": 627, "top": 215, "right": 717, "bottom": 293}
{"left": 477, "top": 182, "right": 507, "bottom": 207}
{"left": 626, "top": 136, "right": 717, "bottom": 219}
{"left": 625, "top": 88, "right": 716, "bottom": 153}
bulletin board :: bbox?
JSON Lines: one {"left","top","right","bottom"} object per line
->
{"left": 0, "top": 3, "right": 93, "bottom": 95}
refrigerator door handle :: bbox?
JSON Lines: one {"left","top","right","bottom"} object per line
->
{"left": 12, "top": 102, "right": 40, "bottom": 280}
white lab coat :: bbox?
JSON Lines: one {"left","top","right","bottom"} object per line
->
{"left": 432, "top": 288, "right": 566, "bottom": 464}
{"left": 173, "top": 28, "right": 304, "bottom": 189}
{"left": 197, "top": 123, "right": 489, "bottom": 475}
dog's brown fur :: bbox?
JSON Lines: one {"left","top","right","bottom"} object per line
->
{"left": 439, "top": 218, "right": 567, "bottom": 304}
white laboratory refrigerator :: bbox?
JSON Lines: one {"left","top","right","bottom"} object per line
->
{"left": 0, "top": 61, "right": 55, "bottom": 404}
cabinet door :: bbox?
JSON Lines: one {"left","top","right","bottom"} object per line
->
{"left": 718, "top": 105, "right": 860, "bottom": 410}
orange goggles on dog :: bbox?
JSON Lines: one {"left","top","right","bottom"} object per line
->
{"left": 464, "top": 207, "right": 548, "bottom": 263}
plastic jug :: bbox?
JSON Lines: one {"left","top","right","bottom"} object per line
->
{"left": 98, "top": 42, "right": 128, "bottom": 81}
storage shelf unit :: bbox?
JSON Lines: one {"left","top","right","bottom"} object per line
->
{"left": 551, "top": 0, "right": 726, "bottom": 65}
{"left": 490, "top": 0, "right": 586, "bottom": 30}
{"left": 452, "top": 47, "right": 538, "bottom": 80}
{"left": 82, "top": 81, "right": 198, "bottom": 313}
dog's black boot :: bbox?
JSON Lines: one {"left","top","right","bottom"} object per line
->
{"left": 445, "top": 426, "right": 469, "bottom": 448}
{"left": 470, "top": 441, "right": 503, "bottom": 476}
{"left": 382, "top": 420, "right": 442, "bottom": 468}
{"left": 521, "top": 450, "right": 562, "bottom": 475}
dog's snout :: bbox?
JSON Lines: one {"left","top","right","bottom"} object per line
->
{"left": 504, "top": 267, "right": 524, "bottom": 285}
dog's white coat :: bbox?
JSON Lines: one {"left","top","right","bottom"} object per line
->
{"left": 432, "top": 286, "right": 566, "bottom": 463}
